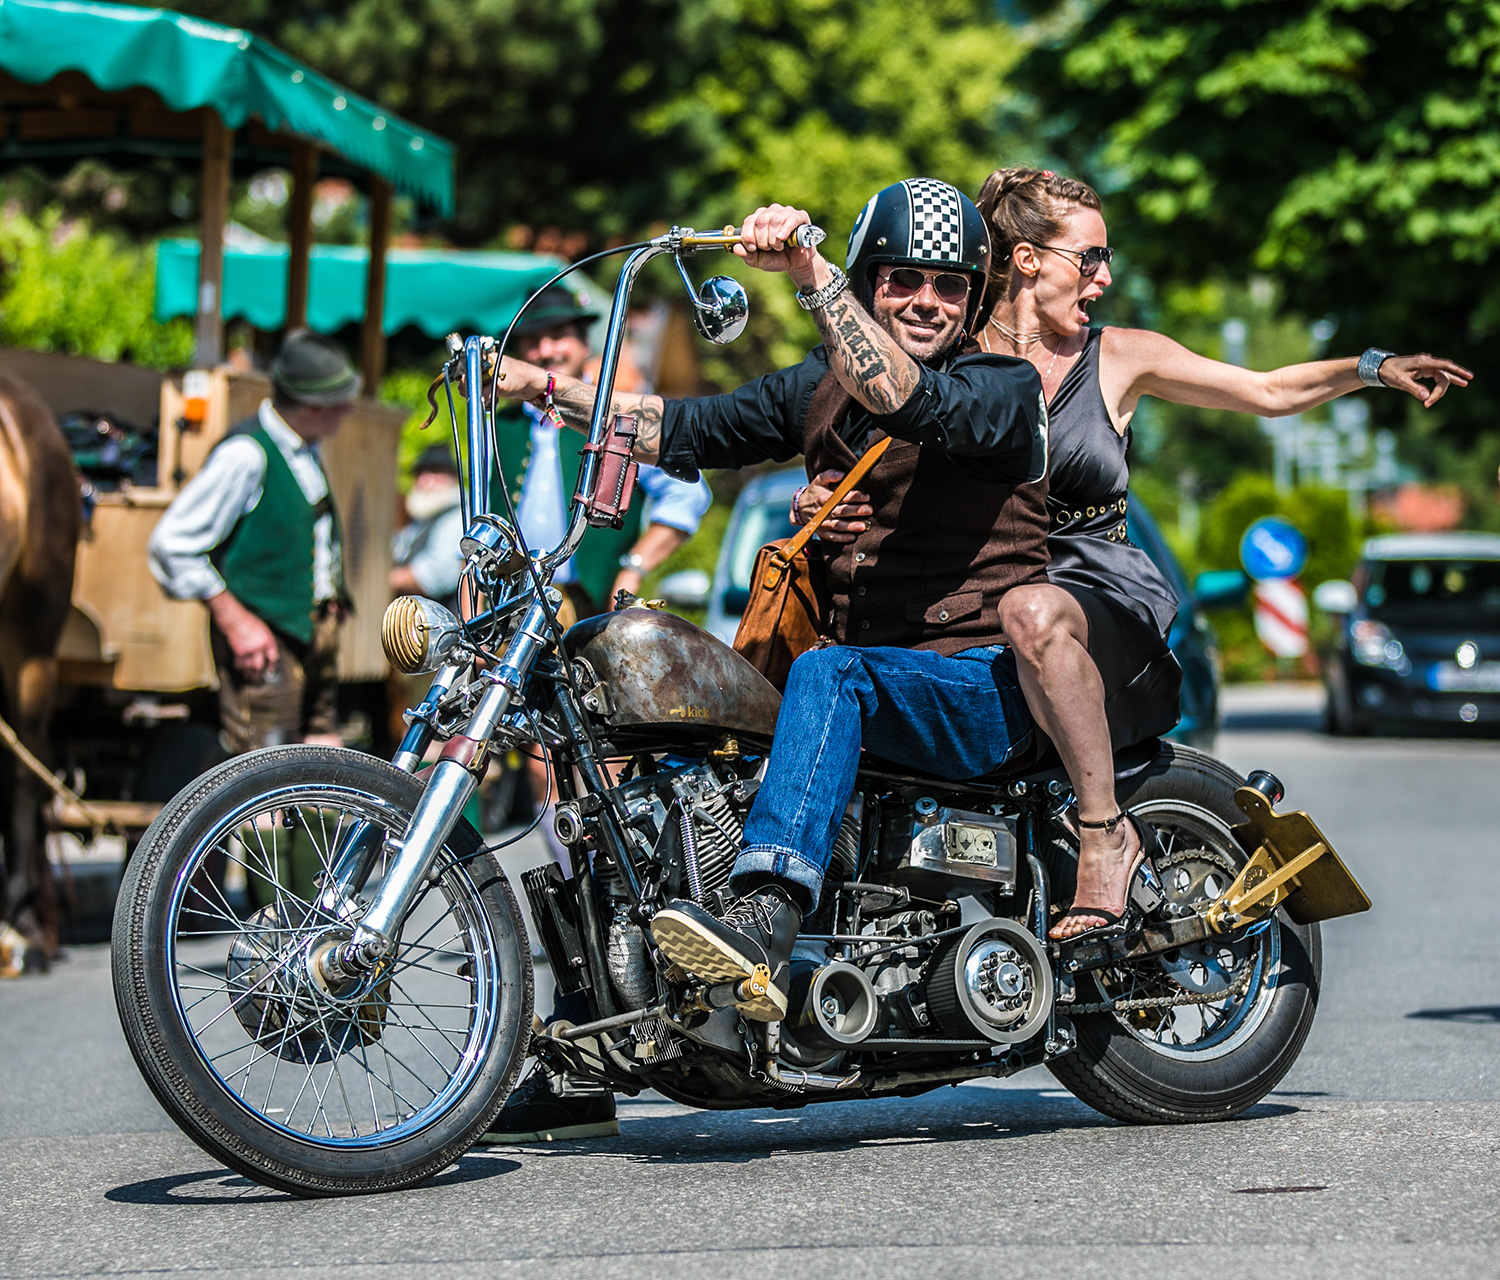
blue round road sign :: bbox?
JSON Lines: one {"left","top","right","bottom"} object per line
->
{"left": 1240, "top": 517, "right": 1308, "bottom": 582}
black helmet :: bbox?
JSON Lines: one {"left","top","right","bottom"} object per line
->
{"left": 845, "top": 178, "right": 991, "bottom": 337}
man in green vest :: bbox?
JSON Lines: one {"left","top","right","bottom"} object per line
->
{"left": 149, "top": 331, "right": 359, "bottom": 755}
{"left": 495, "top": 287, "right": 712, "bottom": 623}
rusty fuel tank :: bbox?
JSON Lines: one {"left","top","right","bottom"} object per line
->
{"left": 561, "top": 605, "right": 782, "bottom": 746}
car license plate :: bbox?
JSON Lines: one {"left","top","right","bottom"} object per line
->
{"left": 1429, "top": 662, "right": 1500, "bottom": 692}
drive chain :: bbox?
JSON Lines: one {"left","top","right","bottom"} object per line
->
{"left": 1070, "top": 961, "right": 1255, "bottom": 1016}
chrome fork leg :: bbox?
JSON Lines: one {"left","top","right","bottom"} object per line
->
{"left": 343, "top": 596, "right": 556, "bottom": 969}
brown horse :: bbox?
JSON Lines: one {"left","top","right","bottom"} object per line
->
{"left": 0, "top": 368, "right": 79, "bottom": 965}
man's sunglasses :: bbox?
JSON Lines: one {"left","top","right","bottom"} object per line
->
{"left": 879, "top": 266, "right": 973, "bottom": 303}
{"left": 1037, "top": 244, "right": 1113, "bottom": 276}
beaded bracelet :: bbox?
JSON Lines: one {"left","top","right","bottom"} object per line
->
{"left": 540, "top": 371, "right": 568, "bottom": 429}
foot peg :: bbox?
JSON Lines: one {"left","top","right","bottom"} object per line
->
{"left": 681, "top": 964, "right": 775, "bottom": 1016}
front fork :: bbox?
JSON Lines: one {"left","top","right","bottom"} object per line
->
{"left": 323, "top": 593, "right": 558, "bottom": 979}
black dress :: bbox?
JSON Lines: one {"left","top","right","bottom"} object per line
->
{"left": 1045, "top": 328, "right": 1180, "bottom": 696}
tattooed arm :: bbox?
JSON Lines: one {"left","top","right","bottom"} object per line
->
{"left": 807, "top": 289, "right": 920, "bottom": 413}
{"left": 491, "top": 358, "right": 666, "bottom": 464}
{"left": 731, "top": 203, "right": 921, "bottom": 414}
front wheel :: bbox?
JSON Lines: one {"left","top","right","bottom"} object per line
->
{"left": 1047, "top": 742, "right": 1321, "bottom": 1123}
{"left": 112, "top": 745, "right": 533, "bottom": 1196}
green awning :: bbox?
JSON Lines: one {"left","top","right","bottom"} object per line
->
{"left": 154, "top": 239, "right": 584, "bottom": 338}
{"left": 0, "top": 0, "right": 453, "bottom": 213}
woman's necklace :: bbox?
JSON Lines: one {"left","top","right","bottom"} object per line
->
{"left": 987, "top": 317, "right": 1045, "bottom": 347}
{"left": 984, "top": 318, "right": 1077, "bottom": 403}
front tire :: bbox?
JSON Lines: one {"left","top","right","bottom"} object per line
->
{"left": 1047, "top": 742, "right": 1321, "bottom": 1123}
{"left": 112, "top": 745, "right": 533, "bottom": 1196}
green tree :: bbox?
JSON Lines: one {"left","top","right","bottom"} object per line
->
{"left": 1024, "top": 0, "right": 1500, "bottom": 442}
{"left": 162, "top": 0, "right": 1024, "bottom": 257}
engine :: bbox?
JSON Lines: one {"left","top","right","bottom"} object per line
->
{"left": 554, "top": 762, "right": 1053, "bottom": 1065}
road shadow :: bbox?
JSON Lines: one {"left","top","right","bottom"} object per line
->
{"left": 105, "top": 1153, "right": 521, "bottom": 1205}
{"left": 486, "top": 1088, "right": 1299, "bottom": 1166}
{"left": 1407, "top": 1005, "right": 1500, "bottom": 1024}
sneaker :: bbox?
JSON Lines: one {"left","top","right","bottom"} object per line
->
{"left": 649, "top": 884, "right": 803, "bottom": 1021}
{"left": 477, "top": 1068, "right": 618, "bottom": 1143}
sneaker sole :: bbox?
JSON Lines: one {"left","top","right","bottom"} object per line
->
{"left": 476, "top": 1119, "right": 620, "bottom": 1144}
{"left": 649, "top": 909, "right": 788, "bottom": 1021}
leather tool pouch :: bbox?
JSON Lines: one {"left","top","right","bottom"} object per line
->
{"left": 578, "top": 414, "right": 639, "bottom": 530}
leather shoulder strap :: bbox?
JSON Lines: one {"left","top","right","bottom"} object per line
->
{"left": 775, "top": 434, "right": 891, "bottom": 565}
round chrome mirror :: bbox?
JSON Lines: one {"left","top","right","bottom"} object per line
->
{"left": 693, "top": 276, "right": 750, "bottom": 345}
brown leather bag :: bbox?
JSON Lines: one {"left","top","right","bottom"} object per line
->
{"left": 732, "top": 437, "right": 891, "bottom": 689}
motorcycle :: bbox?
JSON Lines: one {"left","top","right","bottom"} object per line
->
{"left": 112, "top": 224, "right": 1371, "bottom": 1196}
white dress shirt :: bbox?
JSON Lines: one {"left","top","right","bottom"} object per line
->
{"left": 149, "top": 400, "right": 340, "bottom": 603}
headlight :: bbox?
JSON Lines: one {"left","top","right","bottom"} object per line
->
{"left": 382, "top": 596, "right": 463, "bottom": 673}
{"left": 1351, "top": 619, "right": 1408, "bottom": 672}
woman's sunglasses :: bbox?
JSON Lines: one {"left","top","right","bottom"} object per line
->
{"left": 879, "top": 266, "right": 973, "bottom": 304}
{"left": 1037, "top": 244, "right": 1113, "bottom": 276}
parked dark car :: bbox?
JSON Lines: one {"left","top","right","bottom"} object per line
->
{"left": 1316, "top": 533, "right": 1500, "bottom": 734}
{"left": 661, "top": 469, "right": 1238, "bottom": 747}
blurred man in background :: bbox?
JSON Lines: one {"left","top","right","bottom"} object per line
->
{"left": 495, "top": 286, "right": 712, "bottom": 619}
{"left": 390, "top": 444, "right": 464, "bottom": 612}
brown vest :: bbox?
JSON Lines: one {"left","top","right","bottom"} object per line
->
{"left": 802, "top": 372, "right": 1049, "bottom": 657}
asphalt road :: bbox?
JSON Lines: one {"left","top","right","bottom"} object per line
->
{"left": 4, "top": 683, "right": 1499, "bottom": 1279}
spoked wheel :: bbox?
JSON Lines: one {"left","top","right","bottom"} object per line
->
{"left": 113, "top": 745, "right": 532, "bottom": 1196}
{"left": 1047, "top": 743, "right": 1321, "bottom": 1123}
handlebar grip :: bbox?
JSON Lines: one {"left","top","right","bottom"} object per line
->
{"left": 679, "top": 223, "right": 827, "bottom": 251}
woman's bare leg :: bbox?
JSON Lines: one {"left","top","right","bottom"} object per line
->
{"left": 1000, "top": 584, "right": 1140, "bottom": 938}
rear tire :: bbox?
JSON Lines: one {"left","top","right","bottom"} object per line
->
{"left": 113, "top": 745, "right": 532, "bottom": 1195}
{"left": 1047, "top": 742, "right": 1321, "bottom": 1123}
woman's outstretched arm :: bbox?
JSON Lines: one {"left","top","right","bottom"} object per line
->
{"left": 1102, "top": 327, "right": 1473, "bottom": 426}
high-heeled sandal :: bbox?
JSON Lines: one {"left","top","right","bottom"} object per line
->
{"left": 1049, "top": 811, "right": 1166, "bottom": 941}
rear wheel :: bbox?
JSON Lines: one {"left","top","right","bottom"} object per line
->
{"left": 112, "top": 745, "right": 532, "bottom": 1195}
{"left": 1047, "top": 743, "right": 1321, "bottom": 1123}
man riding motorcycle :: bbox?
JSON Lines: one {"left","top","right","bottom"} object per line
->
{"left": 492, "top": 178, "right": 1050, "bottom": 1029}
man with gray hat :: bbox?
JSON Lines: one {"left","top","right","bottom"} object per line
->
{"left": 150, "top": 330, "right": 360, "bottom": 754}
{"left": 496, "top": 285, "right": 712, "bottom": 619}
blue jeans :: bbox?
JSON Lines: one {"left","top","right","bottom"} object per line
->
{"left": 731, "top": 644, "right": 1033, "bottom": 910}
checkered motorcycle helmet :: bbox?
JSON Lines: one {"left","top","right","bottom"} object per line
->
{"left": 845, "top": 178, "right": 991, "bottom": 336}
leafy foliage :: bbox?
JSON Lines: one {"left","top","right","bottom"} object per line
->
{"left": 1026, "top": 0, "right": 1500, "bottom": 441}
{"left": 0, "top": 207, "right": 193, "bottom": 367}
{"left": 159, "top": 0, "right": 1023, "bottom": 253}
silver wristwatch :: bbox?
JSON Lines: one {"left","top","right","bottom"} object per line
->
{"left": 795, "top": 265, "right": 849, "bottom": 312}
{"left": 1358, "top": 347, "right": 1395, "bottom": 388}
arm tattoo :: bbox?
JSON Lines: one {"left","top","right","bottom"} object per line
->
{"left": 550, "top": 379, "right": 664, "bottom": 464}
{"left": 812, "top": 292, "right": 920, "bottom": 414}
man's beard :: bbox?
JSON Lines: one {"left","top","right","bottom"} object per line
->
{"left": 877, "top": 311, "right": 964, "bottom": 366}
{"left": 405, "top": 482, "right": 461, "bottom": 522}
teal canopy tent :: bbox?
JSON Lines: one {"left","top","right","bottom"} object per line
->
{"left": 0, "top": 0, "right": 452, "bottom": 213}
{"left": 0, "top": 0, "right": 457, "bottom": 374}
{"left": 155, "top": 241, "right": 577, "bottom": 338}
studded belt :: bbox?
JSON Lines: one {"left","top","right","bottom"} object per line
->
{"left": 1051, "top": 495, "right": 1128, "bottom": 530}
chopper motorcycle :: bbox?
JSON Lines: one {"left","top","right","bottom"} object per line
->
{"left": 112, "top": 224, "right": 1371, "bottom": 1196}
